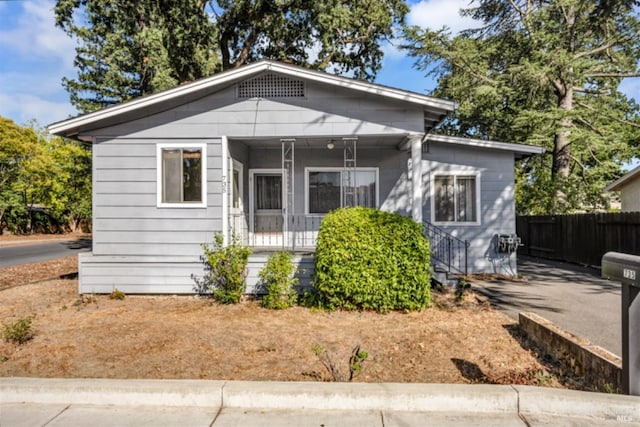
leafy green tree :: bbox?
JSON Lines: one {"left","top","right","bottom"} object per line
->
{"left": 0, "top": 117, "right": 38, "bottom": 232}
{"left": 403, "top": 0, "right": 640, "bottom": 213}
{"left": 214, "top": 0, "right": 408, "bottom": 80}
{"left": 55, "top": 0, "right": 218, "bottom": 113}
{"left": 0, "top": 117, "right": 92, "bottom": 233}
{"left": 56, "top": 0, "right": 408, "bottom": 112}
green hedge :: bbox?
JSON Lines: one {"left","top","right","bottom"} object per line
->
{"left": 313, "top": 207, "right": 431, "bottom": 312}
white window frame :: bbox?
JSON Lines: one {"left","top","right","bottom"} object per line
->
{"left": 430, "top": 171, "right": 481, "bottom": 226}
{"left": 304, "top": 167, "right": 379, "bottom": 215}
{"left": 156, "top": 142, "right": 207, "bottom": 208}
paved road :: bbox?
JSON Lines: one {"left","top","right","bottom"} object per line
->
{"left": 473, "top": 255, "right": 621, "bottom": 356}
{"left": 0, "top": 238, "right": 91, "bottom": 268}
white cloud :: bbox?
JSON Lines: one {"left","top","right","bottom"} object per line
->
{"left": 0, "top": 0, "right": 76, "bottom": 65}
{"left": 407, "top": 0, "right": 482, "bottom": 34}
{"left": 0, "top": 0, "right": 77, "bottom": 125}
{"left": 0, "top": 93, "right": 76, "bottom": 126}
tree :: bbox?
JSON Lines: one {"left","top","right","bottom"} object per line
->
{"left": 56, "top": 0, "right": 408, "bottom": 113}
{"left": 55, "top": 0, "right": 218, "bottom": 113}
{"left": 0, "top": 117, "right": 92, "bottom": 234}
{"left": 403, "top": 0, "right": 640, "bottom": 213}
{"left": 214, "top": 0, "right": 408, "bottom": 80}
{"left": 0, "top": 117, "right": 38, "bottom": 231}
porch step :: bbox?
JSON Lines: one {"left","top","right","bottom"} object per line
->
{"left": 246, "top": 253, "right": 315, "bottom": 294}
{"left": 430, "top": 264, "right": 459, "bottom": 288}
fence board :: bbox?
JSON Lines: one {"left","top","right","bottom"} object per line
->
{"left": 516, "top": 212, "right": 640, "bottom": 266}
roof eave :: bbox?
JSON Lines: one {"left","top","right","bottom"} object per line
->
{"left": 605, "top": 165, "right": 640, "bottom": 191}
{"left": 47, "top": 60, "right": 455, "bottom": 137}
{"left": 426, "top": 134, "right": 546, "bottom": 157}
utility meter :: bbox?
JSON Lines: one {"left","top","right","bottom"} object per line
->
{"left": 497, "top": 234, "right": 521, "bottom": 254}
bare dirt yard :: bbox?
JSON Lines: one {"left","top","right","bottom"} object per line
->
{"left": 0, "top": 254, "right": 586, "bottom": 389}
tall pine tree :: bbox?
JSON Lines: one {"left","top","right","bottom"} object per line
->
{"left": 56, "top": 0, "right": 408, "bottom": 113}
{"left": 404, "top": 0, "right": 640, "bottom": 213}
{"left": 55, "top": 0, "right": 218, "bottom": 113}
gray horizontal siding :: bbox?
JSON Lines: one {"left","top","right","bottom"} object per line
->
{"left": 79, "top": 253, "right": 204, "bottom": 294}
{"left": 422, "top": 145, "right": 517, "bottom": 274}
{"left": 94, "top": 218, "right": 217, "bottom": 232}
{"left": 92, "top": 139, "right": 223, "bottom": 257}
{"left": 92, "top": 78, "right": 424, "bottom": 139}
{"left": 91, "top": 243, "right": 205, "bottom": 256}
{"left": 79, "top": 253, "right": 315, "bottom": 295}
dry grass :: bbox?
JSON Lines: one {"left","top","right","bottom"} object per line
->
{"left": 0, "top": 256, "right": 78, "bottom": 291}
{"left": 0, "top": 274, "right": 581, "bottom": 389}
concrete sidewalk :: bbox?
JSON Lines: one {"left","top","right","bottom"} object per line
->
{"left": 1, "top": 378, "right": 639, "bottom": 426}
{"left": 472, "top": 255, "right": 622, "bottom": 356}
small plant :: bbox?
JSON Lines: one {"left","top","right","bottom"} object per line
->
{"left": 109, "top": 288, "right": 126, "bottom": 300}
{"left": 2, "top": 316, "right": 34, "bottom": 344}
{"left": 312, "top": 343, "right": 369, "bottom": 382}
{"left": 193, "top": 232, "right": 251, "bottom": 304}
{"left": 73, "top": 294, "right": 97, "bottom": 309}
{"left": 349, "top": 344, "right": 369, "bottom": 380}
{"left": 259, "top": 251, "right": 298, "bottom": 309}
{"left": 455, "top": 278, "right": 471, "bottom": 303}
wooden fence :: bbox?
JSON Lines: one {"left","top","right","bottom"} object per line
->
{"left": 516, "top": 212, "right": 640, "bottom": 267}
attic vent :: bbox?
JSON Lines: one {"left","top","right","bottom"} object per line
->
{"left": 237, "top": 74, "right": 305, "bottom": 99}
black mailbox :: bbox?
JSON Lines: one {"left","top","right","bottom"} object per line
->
{"left": 602, "top": 252, "right": 640, "bottom": 395}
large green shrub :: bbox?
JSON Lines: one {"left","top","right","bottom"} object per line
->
{"left": 259, "top": 251, "right": 299, "bottom": 309}
{"left": 313, "top": 207, "right": 431, "bottom": 312}
{"left": 194, "top": 232, "right": 251, "bottom": 304}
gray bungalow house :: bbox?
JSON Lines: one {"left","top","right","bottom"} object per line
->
{"left": 48, "top": 60, "right": 543, "bottom": 294}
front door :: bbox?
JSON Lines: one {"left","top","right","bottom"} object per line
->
{"left": 250, "top": 169, "right": 284, "bottom": 246}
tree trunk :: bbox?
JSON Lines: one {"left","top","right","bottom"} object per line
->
{"left": 551, "top": 84, "right": 573, "bottom": 212}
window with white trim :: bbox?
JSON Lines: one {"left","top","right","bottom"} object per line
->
{"left": 433, "top": 174, "right": 479, "bottom": 224}
{"left": 157, "top": 144, "right": 206, "bottom": 207}
{"left": 306, "top": 168, "right": 378, "bottom": 214}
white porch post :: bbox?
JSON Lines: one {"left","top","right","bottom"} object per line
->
{"left": 221, "top": 136, "right": 229, "bottom": 245}
{"left": 410, "top": 134, "right": 424, "bottom": 223}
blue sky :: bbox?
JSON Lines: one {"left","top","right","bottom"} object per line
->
{"left": 1, "top": 0, "right": 639, "bottom": 130}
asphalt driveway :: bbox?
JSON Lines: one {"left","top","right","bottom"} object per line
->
{"left": 472, "top": 255, "right": 622, "bottom": 356}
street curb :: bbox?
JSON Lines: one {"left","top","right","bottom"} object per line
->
{"left": 2, "top": 378, "right": 639, "bottom": 422}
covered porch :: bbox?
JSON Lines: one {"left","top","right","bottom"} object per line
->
{"left": 223, "top": 133, "right": 426, "bottom": 250}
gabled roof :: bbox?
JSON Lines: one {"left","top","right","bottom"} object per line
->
{"left": 426, "top": 134, "right": 546, "bottom": 159}
{"left": 47, "top": 60, "right": 455, "bottom": 139}
{"left": 605, "top": 165, "right": 640, "bottom": 191}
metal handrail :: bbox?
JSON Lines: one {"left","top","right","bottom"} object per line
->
{"left": 422, "top": 221, "right": 469, "bottom": 276}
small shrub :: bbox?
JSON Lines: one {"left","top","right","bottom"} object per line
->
{"left": 2, "top": 316, "right": 34, "bottom": 344}
{"left": 313, "top": 207, "right": 431, "bottom": 312}
{"left": 259, "top": 251, "right": 298, "bottom": 309}
{"left": 194, "top": 232, "right": 251, "bottom": 304}
{"left": 109, "top": 288, "right": 126, "bottom": 300}
{"left": 312, "top": 343, "right": 369, "bottom": 382}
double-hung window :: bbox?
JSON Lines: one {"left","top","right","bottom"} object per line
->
{"left": 432, "top": 174, "right": 479, "bottom": 224}
{"left": 306, "top": 168, "right": 378, "bottom": 214}
{"left": 157, "top": 143, "right": 206, "bottom": 207}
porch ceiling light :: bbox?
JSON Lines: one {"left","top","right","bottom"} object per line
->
{"left": 327, "top": 140, "right": 335, "bottom": 150}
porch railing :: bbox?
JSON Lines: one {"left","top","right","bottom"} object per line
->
{"left": 229, "top": 213, "right": 320, "bottom": 249}
{"left": 423, "top": 221, "right": 469, "bottom": 276}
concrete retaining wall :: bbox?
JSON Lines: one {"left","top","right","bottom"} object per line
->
{"left": 519, "top": 311, "right": 623, "bottom": 392}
